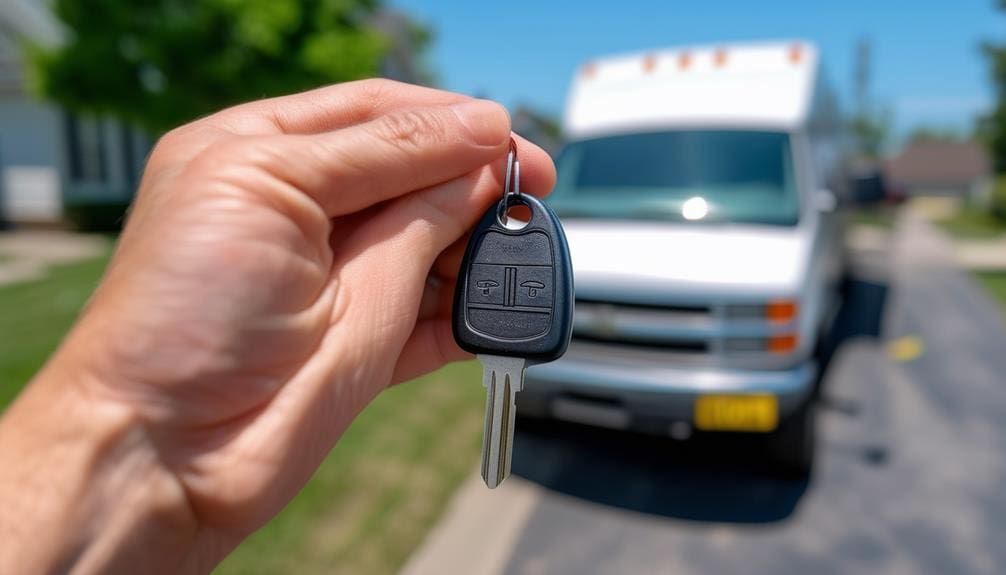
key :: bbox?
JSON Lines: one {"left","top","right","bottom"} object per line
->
{"left": 453, "top": 140, "right": 574, "bottom": 489}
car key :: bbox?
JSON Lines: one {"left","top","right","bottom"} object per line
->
{"left": 453, "top": 139, "right": 574, "bottom": 489}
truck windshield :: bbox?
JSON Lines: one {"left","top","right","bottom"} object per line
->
{"left": 549, "top": 130, "right": 799, "bottom": 225}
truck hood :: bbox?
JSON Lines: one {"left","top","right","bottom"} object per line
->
{"left": 564, "top": 220, "right": 810, "bottom": 302}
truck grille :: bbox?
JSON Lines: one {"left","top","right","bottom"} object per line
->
{"left": 575, "top": 298, "right": 711, "bottom": 318}
{"left": 568, "top": 294, "right": 803, "bottom": 371}
{"left": 574, "top": 333, "right": 709, "bottom": 353}
{"left": 573, "top": 298, "right": 713, "bottom": 354}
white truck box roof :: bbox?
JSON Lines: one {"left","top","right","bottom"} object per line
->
{"left": 564, "top": 41, "right": 818, "bottom": 139}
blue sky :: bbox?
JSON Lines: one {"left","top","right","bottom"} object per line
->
{"left": 390, "top": 0, "right": 1006, "bottom": 143}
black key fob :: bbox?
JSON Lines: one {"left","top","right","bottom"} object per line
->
{"left": 452, "top": 193, "right": 574, "bottom": 365}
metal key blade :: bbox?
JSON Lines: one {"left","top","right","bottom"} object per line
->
{"left": 478, "top": 354, "right": 526, "bottom": 489}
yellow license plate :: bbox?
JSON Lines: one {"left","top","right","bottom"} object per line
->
{"left": 694, "top": 394, "right": 778, "bottom": 432}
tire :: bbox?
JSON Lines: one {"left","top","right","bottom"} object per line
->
{"left": 767, "top": 401, "right": 816, "bottom": 477}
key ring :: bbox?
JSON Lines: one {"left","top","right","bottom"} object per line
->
{"left": 497, "top": 137, "right": 522, "bottom": 226}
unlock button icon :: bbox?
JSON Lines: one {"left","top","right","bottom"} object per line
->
{"left": 521, "top": 280, "right": 545, "bottom": 298}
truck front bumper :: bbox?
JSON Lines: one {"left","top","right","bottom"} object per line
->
{"left": 520, "top": 352, "right": 817, "bottom": 434}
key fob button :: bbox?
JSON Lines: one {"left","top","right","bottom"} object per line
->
{"left": 467, "top": 264, "right": 507, "bottom": 306}
{"left": 468, "top": 308, "right": 551, "bottom": 339}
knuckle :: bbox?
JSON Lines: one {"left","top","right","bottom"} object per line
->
{"left": 182, "top": 137, "right": 264, "bottom": 188}
{"left": 205, "top": 136, "right": 274, "bottom": 168}
{"left": 195, "top": 137, "right": 248, "bottom": 168}
{"left": 149, "top": 125, "right": 191, "bottom": 160}
{"left": 356, "top": 77, "right": 415, "bottom": 103}
{"left": 347, "top": 78, "right": 400, "bottom": 117}
{"left": 154, "top": 126, "right": 184, "bottom": 150}
{"left": 376, "top": 108, "right": 448, "bottom": 151}
{"left": 355, "top": 77, "right": 401, "bottom": 97}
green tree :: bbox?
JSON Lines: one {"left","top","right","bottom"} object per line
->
{"left": 983, "top": 6, "right": 1006, "bottom": 173}
{"left": 848, "top": 108, "right": 892, "bottom": 159}
{"left": 906, "top": 126, "right": 965, "bottom": 144}
{"left": 29, "top": 0, "right": 416, "bottom": 133}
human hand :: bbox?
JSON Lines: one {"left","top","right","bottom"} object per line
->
{"left": 0, "top": 79, "right": 554, "bottom": 573}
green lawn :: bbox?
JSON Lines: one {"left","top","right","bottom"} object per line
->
{"left": 0, "top": 253, "right": 111, "bottom": 405}
{"left": 976, "top": 272, "right": 1006, "bottom": 313}
{"left": 217, "top": 362, "right": 484, "bottom": 575}
{"left": 0, "top": 253, "right": 485, "bottom": 575}
{"left": 848, "top": 206, "right": 897, "bottom": 229}
{"left": 938, "top": 209, "right": 1006, "bottom": 239}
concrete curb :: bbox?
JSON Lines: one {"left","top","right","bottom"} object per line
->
{"left": 400, "top": 472, "right": 542, "bottom": 575}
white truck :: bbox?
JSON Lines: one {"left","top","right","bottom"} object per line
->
{"left": 520, "top": 42, "right": 846, "bottom": 474}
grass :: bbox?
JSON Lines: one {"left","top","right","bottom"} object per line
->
{"left": 976, "top": 272, "right": 1006, "bottom": 313}
{"left": 0, "top": 253, "right": 111, "bottom": 406}
{"left": 216, "top": 362, "right": 484, "bottom": 575}
{"left": 0, "top": 251, "right": 486, "bottom": 575}
{"left": 848, "top": 206, "right": 897, "bottom": 229}
{"left": 938, "top": 209, "right": 1006, "bottom": 239}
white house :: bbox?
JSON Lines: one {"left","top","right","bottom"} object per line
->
{"left": 0, "top": 0, "right": 149, "bottom": 227}
{"left": 0, "top": 2, "right": 434, "bottom": 228}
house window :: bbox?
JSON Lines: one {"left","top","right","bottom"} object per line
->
{"left": 65, "top": 115, "right": 107, "bottom": 183}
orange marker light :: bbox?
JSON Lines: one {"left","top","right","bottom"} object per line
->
{"left": 713, "top": 48, "right": 728, "bottom": 67}
{"left": 788, "top": 44, "right": 803, "bottom": 64}
{"left": 766, "top": 300, "right": 798, "bottom": 323}
{"left": 768, "top": 334, "right": 798, "bottom": 354}
{"left": 582, "top": 62, "right": 597, "bottom": 78}
{"left": 678, "top": 52, "right": 692, "bottom": 69}
{"left": 642, "top": 54, "right": 657, "bottom": 73}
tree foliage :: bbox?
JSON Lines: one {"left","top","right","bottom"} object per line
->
{"left": 848, "top": 109, "right": 892, "bottom": 160}
{"left": 906, "top": 126, "right": 966, "bottom": 144}
{"left": 983, "top": 45, "right": 1006, "bottom": 172}
{"left": 29, "top": 0, "right": 405, "bottom": 133}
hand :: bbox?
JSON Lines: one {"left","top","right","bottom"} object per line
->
{"left": 0, "top": 79, "right": 554, "bottom": 573}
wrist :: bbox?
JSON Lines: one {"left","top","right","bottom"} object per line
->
{"left": 0, "top": 347, "right": 198, "bottom": 574}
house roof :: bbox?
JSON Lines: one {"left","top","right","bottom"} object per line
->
{"left": 884, "top": 140, "right": 991, "bottom": 188}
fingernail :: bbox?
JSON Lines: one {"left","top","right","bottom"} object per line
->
{"left": 450, "top": 99, "right": 510, "bottom": 146}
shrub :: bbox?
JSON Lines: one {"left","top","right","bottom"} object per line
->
{"left": 63, "top": 199, "right": 130, "bottom": 232}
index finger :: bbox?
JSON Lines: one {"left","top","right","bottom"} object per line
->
{"left": 155, "top": 80, "right": 477, "bottom": 169}
{"left": 204, "top": 79, "right": 473, "bottom": 136}
{"left": 200, "top": 99, "right": 517, "bottom": 218}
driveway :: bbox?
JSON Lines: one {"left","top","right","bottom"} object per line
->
{"left": 404, "top": 214, "right": 1006, "bottom": 575}
{"left": 0, "top": 230, "right": 108, "bottom": 286}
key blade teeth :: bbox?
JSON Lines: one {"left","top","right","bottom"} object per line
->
{"left": 480, "top": 369, "right": 495, "bottom": 483}
{"left": 477, "top": 356, "right": 525, "bottom": 491}
{"left": 497, "top": 372, "right": 512, "bottom": 487}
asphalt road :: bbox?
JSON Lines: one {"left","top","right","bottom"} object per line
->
{"left": 498, "top": 215, "right": 1006, "bottom": 575}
